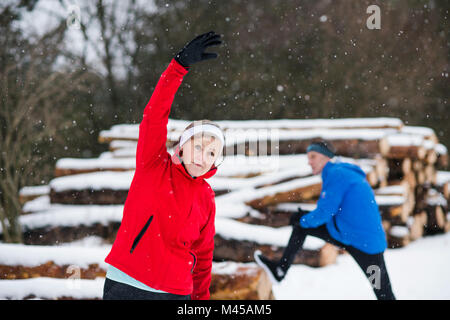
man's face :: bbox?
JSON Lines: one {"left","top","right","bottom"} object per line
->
{"left": 307, "top": 151, "right": 330, "bottom": 175}
{"left": 180, "top": 133, "right": 222, "bottom": 177}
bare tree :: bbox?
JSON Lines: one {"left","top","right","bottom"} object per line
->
{"left": 56, "top": 0, "right": 151, "bottom": 122}
{"left": 0, "top": 16, "right": 87, "bottom": 243}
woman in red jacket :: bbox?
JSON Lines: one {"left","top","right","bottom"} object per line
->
{"left": 103, "top": 31, "right": 224, "bottom": 300}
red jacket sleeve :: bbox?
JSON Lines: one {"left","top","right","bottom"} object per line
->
{"left": 190, "top": 199, "right": 216, "bottom": 300}
{"left": 136, "top": 59, "right": 189, "bottom": 169}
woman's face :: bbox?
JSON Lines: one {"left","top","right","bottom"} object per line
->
{"left": 180, "top": 133, "right": 223, "bottom": 177}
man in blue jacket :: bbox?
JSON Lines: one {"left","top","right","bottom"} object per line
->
{"left": 255, "top": 140, "right": 396, "bottom": 300}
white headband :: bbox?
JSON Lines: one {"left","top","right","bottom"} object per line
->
{"left": 179, "top": 124, "right": 225, "bottom": 148}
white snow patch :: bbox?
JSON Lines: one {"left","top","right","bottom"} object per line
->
{"left": 389, "top": 225, "right": 409, "bottom": 238}
{"left": 50, "top": 171, "right": 134, "bottom": 192}
{"left": 56, "top": 157, "right": 135, "bottom": 170}
{"left": 19, "top": 185, "right": 50, "bottom": 197}
{"left": 436, "top": 171, "right": 450, "bottom": 186}
{"left": 0, "top": 243, "right": 109, "bottom": 269}
{"left": 0, "top": 277, "right": 105, "bottom": 300}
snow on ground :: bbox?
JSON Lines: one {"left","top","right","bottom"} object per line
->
{"left": 0, "top": 231, "right": 449, "bottom": 299}
{"left": 273, "top": 231, "right": 450, "bottom": 300}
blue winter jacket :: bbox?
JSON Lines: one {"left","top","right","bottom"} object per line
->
{"left": 300, "top": 161, "right": 387, "bottom": 254}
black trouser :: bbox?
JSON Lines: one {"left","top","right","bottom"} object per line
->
{"left": 280, "top": 224, "right": 396, "bottom": 300}
{"left": 102, "top": 278, "right": 191, "bottom": 300}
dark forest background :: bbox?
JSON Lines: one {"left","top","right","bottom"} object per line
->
{"left": 0, "top": 0, "right": 449, "bottom": 241}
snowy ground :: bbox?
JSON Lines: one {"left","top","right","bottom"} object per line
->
{"left": 1, "top": 231, "right": 449, "bottom": 300}
{"left": 274, "top": 231, "right": 450, "bottom": 300}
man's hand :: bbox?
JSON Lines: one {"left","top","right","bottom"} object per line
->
{"left": 175, "top": 31, "right": 222, "bottom": 68}
{"left": 289, "top": 207, "right": 308, "bottom": 226}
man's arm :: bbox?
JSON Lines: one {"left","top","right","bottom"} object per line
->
{"left": 300, "top": 169, "right": 350, "bottom": 228}
{"left": 136, "top": 31, "right": 222, "bottom": 170}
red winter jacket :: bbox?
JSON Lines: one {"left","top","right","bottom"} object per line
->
{"left": 105, "top": 59, "right": 217, "bottom": 300}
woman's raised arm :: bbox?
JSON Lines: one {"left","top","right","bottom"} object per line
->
{"left": 136, "top": 31, "right": 222, "bottom": 169}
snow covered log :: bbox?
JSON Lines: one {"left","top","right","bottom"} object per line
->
{"left": 19, "top": 185, "right": 50, "bottom": 205}
{"left": 224, "top": 127, "right": 398, "bottom": 159}
{"left": 212, "top": 117, "right": 404, "bottom": 132}
{"left": 213, "top": 218, "right": 339, "bottom": 267}
{"left": 425, "top": 149, "right": 438, "bottom": 165}
{"left": 435, "top": 182, "right": 449, "bottom": 203}
{"left": 400, "top": 126, "right": 439, "bottom": 143}
{"left": 53, "top": 155, "right": 382, "bottom": 207}
{"left": 8, "top": 202, "right": 123, "bottom": 244}
{"left": 0, "top": 243, "right": 274, "bottom": 300}
{"left": 214, "top": 235, "right": 339, "bottom": 268}
{"left": 387, "top": 158, "right": 412, "bottom": 180}
{"left": 424, "top": 205, "right": 447, "bottom": 234}
{"left": 436, "top": 171, "right": 450, "bottom": 201}
{"left": 418, "top": 188, "right": 448, "bottom": 235}
{"left": 228, "top": 136, "right": 384, "bottom": 159}
{"left": 388, "top": 170, "right": 417, "bottom": 192}
{"left": 414, "top": 184, "right": 430, "bottom": 214}
{"left": 223, "top": 158, "right": 387, "bottom": 213}
{"left": 375, "top": 183, "right": 413, "bottom": 198}
{"left": 47, "top": 171, "right": 133, "bottom": 205}
{"left": 435, "top": 144, "right": 448, "bottom": 170}
{"left": 236, "top": 203, "right": 317, "bottom": 228}
{"left": 98, "top": 118, "right": 404, "bottom": 143}
{"left": 108, "top": 140, "right": 138, "bottom": 152}
{"left": 375, "top": 157, "right": 389, "bottom": 187}
{"left": 245, "top": 176, "right": 322, "bottom": 210}
{"left": 237, "top": 208, "right": 296, "bottom": 228}
{"left": 54, "top": 157, "right": 135, "bottom": 177}
{"left": 387, "top": 225, "right": 411, "bottom": 248}
{"left": 375, "top": 184, "right": 415, "bottom": 224}
{"left": 379, "top": 134, "right": 427, "bottom": 160}
{"left": 98, "top": 118, "right": 407, "bottom": 160}
{"left": 424, "top": 165, "right": 437, "bottom": 185}
{"left": 210, "top": 262, "right": 274, "bottom": 300}
{"left": 279, "top": 138, "right": 382, "bottom": 158}
{"left": 50, "top": 189, "right": 129, "bottom": 205}
{"left": 0, "top": 261, "right": 105, "bottom": 280}
{"left": 408, "top": 211, "right": 427, "bottom": 241}
{"left": 50, "top": 163, "right": 315, "bottom": 205}
{"left": 384, "top": 210, "right": 426, "bottom": 249}
{"left": 21, "top": 222, "right": 120, "bottom": 245}
{"left": 48, "top": 166, "right": 316, "bottom": 205}
{"left": 378, "top": 203, "right": 412, "bottom": 224}
{"left": 0, "top": 243, "right": 109, "bottom": 281}
{"left": 442, "top": 182, "right": 449, "bottom": 202}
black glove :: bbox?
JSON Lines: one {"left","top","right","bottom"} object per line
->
{"left": 289, "top": 207, "right": 308, "bottom": 226}
{"left": 175, "top": 31, "right": 222, "bottom": 67}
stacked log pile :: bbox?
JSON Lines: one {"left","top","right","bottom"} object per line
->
{"left": 0, "top": 243, "right": 270, "bottom": 300}
{"left": 2, "top": 117, "right": 449, "bottom": 300}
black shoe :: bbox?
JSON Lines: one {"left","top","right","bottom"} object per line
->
{"left": 254, "top": 250, "right": 286, "bottom": 284}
